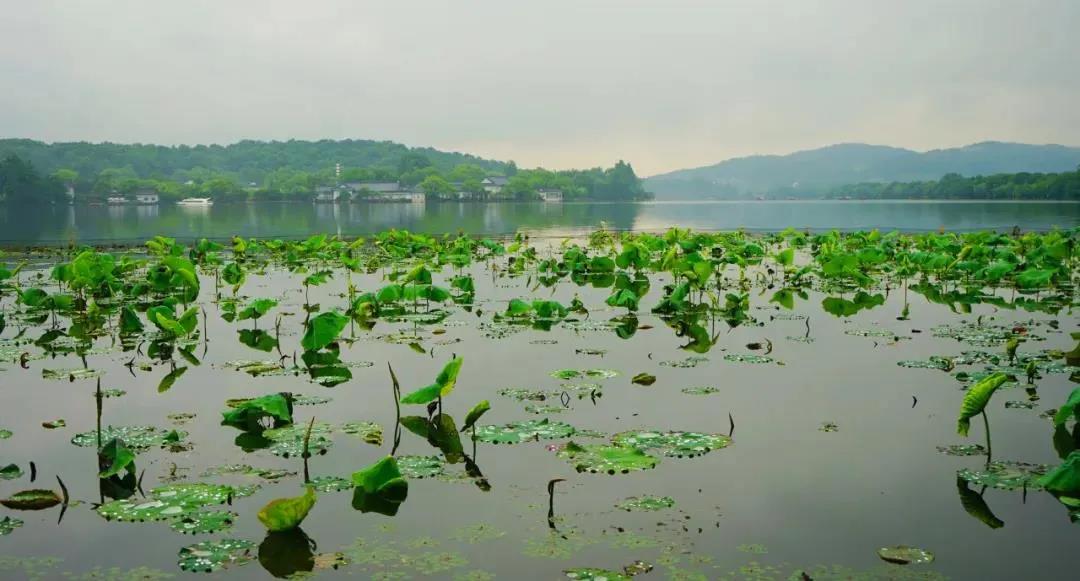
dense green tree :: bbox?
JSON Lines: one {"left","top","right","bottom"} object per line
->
{"left": 0, "top": 154, "right": 64, "bottom": 204}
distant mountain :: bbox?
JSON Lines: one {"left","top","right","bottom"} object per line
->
{"left": 645, "top": 142, "right": 1080, "bottom": 199}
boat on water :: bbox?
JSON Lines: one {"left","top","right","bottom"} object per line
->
{"left": 177, "top": 197, "right": 214, "bottom": 206}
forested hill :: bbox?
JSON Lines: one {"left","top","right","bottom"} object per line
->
{"left": 0, "top": 138, "right": 510, "bottom": 183}
{"left": 827, "top": 168, "right": 1080, "bottom": 200}
{"left": 645, "top": 142, "right": 1080, "bottom": 199}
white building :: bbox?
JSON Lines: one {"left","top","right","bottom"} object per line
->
{"left": 537, "top": 188, "right": 564, "bottom": 202}
{"left": 481, "top": 176, "right": 509, "bottom": 194}
{"left": 134, "top": 189, "right": 159, "bottom": 205}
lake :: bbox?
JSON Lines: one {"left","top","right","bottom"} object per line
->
{"left": 0, "top": 227, "right": 1077, "bottom": 580}
{"left": 0, "top": 200, "right": 1076, "bottom": 246}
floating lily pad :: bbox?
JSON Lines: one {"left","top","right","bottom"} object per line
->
{"left": 525, "top": 404, "right": 566, "bottom": 415}
{"left": 958, "top": 460, "right": 1050, "bottom": 491}
{"left": 178, "top": 538, "right": 257, "bottom": 573}
{"left": 937, "top": 444, "right": 987, "bottom": 457}
{"left": 71, "top": 426, "right": 180, "bottom": 450}
{"left": 550, "top": 369, "right": 618, "bottom": 380}
{"left": 681, "top": 386, "right": 719, "bottom": 395}
{"left": 611, "top": 430, "right": 731, "bottom": 458}
{"left": 877, "top": 545, "right": 935, "bottom": 565}
{"left": 1005, "top": 400, "right": 1037, "bottom": 410}
{"left": 310, "top": 476, "right": 353, "bottom": 493}
{"left": 42, "top": 367, "right": 102, "bottom": 381}
{"left": 659, "top": 356, "right": 709, "bottom": 368}
{"left": 341, "top": 421, "right": 383, "bottom": 445}
{"left": 41, "top": 419, "right": 66, "bottom": 429}
{"left": 397, "top": 455, "right": 446, "bottom": 479}
{"left": 819, "top": 422, "right": 839, "bottom": 433}
{"left": 98, "top": 483, "right": 258, "bottom": 522}
{"left": 0, "top": 516, "right": 23, "bottom": 536}
{"left": 169, "top": 510, "right": 237, "bottom": 534}
{"left": 167, "top": 413, "right": 196, "bottom": 425}
{"left": 0, "top": 464, "right": 22, "bottom": 480}
{"left": 224, "top": 360, "right": 287, "bottom": 376}
{"left": 564, "top": 568, "right": 631, "bottom": 580}
{"left": 263, "top": 422, "right": 333, "bottom": 458}
{"left": 1, "top": 489, "right": 61, "bottom": 510}
{"left": 724, "top": 354, "right": 774, "bottom": 364}
{"left": 557, "top": 442, "right": 659, "bottom": 474}
{"left": 497, "top": 387, "right": 553, "bottom": 402}
{"left": 474, "top": 419, "right": 576, "bottom": 444}
{"left": 293, "top": 394, "right": 333, "bottom": 406}
{"left": 0, "top": 429, "right": 11, "bottom": 439}
{"left": 631, "top": 373, "right": 656, "bottom": 386}
{"left": 615, "top": 495, "right": 675, "bottom": 512}
{"left": 100, "top": 388, "right": 127, "bottom": 398}
{"left": 897, "top": 357, "right": 954, "bottom": 371}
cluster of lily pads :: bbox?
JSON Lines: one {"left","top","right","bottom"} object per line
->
{"left": 0, "top": 226, "right": 1076, "bottom": 576}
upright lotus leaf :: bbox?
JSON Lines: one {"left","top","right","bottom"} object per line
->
{"left": 1054, "top": 389, "right": 1080, "bottom": 427}
{"left": 957, "top": 372, "right": 1008, "bottom": 436}
{"left": 222, "top": 262, "right": 246, "bottom": 291}
{"left": 606, "top": 288, "right": 640, "bottom": 312}
{"left": 1038, "top": 451, "right": 1080, "bottom": 496}
{"left": 506, "top": 298, "right": 533, "bottom": 317}
{"left": 351, "top": 456, "right": 409, "bottom": 515}
{"left": 257, "top": 486, "right": 317, "bottom": 532}
{"left": 301, "top": 311, "right": 350, "bottom": 351}
{"left": 238, "top": 298, "right": 278, "bottom": 322}
{"left": 119, "top": 306, "right": 144, "bottom": 334}
{"left": 1, "top": 489, "right": 62, "bottom": 510}
{"left": 462, "top": 400, "right": 491, "bottom": 432}
{"left": 221, "top": 394, "right": 293, "bottom": 429}
{"left": 98, "top": 437, "right": 136, "bottom": 478}
{"left": 400, "top": 357, "right": 464, "bottom": 404}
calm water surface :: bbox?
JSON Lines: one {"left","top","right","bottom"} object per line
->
{"left": 0, "top": 201, "right": 1076, "bottom": 245}
{"left": 0, "top": 251, "right": 1077, "bottom": 579}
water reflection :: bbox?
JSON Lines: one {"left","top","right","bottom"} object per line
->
{"left": 3, "top": 200, "right": 1073, "bottom": 245}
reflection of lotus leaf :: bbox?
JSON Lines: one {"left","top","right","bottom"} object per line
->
{"left": 0, "top": 516, "right": 23, "bottom": 536}
{"left": 71, "top": 426, "right": 180, "bottom": 450}
{"left": 877, "top": 545, "right": 935, "bottom": 565}
{"left": 557, "top": 442, "right": 659, "bottom": 474}
{"left": 169, "top": 510, "right": 237, "bottom": 534}
{"left": 611, "top": 430, "right": 731, "bottom": 458}
{"left": 263, "top": 422, "right": 334, "bottom": 458}
{"left": 310, "top": 476, "right": 353, "bottom": 492}
{"left": 564, "top": 568, "right": 631, "bottom": 580}
{"left": 957, "top": 460, "right": 1050, "bottom": 491}
{"left": 341, "top": 421, "right": 383, "bottom": 445}
{"left": 615, "top": 495, "right": 675, "bottom": 511}
{"left": 397, "top": 455, "right": 446, "bottom": 479}
{"left": 178, "top": 538, "right": 257, "bottom": 573}
{"left": 474, "top": 419, "right": 576, "bottom": 444}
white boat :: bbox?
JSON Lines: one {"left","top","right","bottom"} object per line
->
{"left": 177, "top": 197, "right": 214, "bottom": 206}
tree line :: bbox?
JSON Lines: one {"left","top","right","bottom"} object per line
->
{"left": 0, "top": 139, "right": 650, "bottom": 202}
{"left": 827, "top": 168, "right": 1080, "bottom": 200}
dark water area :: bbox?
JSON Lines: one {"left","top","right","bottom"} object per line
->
{"left": 0, "top": 243, "right": 1077, "bottom": 580}
{"left": 0, "top": 200, "right": 1076, "bottom": 246}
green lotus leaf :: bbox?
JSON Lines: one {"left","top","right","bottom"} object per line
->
{"left": 958, "top": 460, "right": 1050, "bottom": 491}
{"left": 615, "top": 495, "right": 675, "bottom": 512}
{"left": 262, "top": 421, "right": 333, "bottom": 458}
{"left": 1038, "top": 451, "right": 1080, "bottom": 496}
{"left": 1054, "top": 389, "right": 1080, "bottom": 427}
{"left": 71, "top": 426, "right": 179, "bottom": 450}
{"left": 396, "top": 455, "right": 446, "bottom": 479}
{"left": 310, "top": 476, "right": 353, "bottom": 493}
{"left": 258, "top": 486, "right": 316, "bottom": 532}
{"left": 957, "top": 372, "right": 1008, "bottom": 436}
{"left": 98, "top": 437, "right": 136, "bottom": 478}
{"left": 0, "top": 516, "right": 24, "bottom": 536}
{"left": 877, "top": 545, "right": 935, "bottom": 565}
{"left": 178, "top": 538, "right": 257, "bottom": 573}
{"left": 352, "top": 456, "right": 409, "bottom": 499}
{"left": 301, "top": 311, "right": 349, "bottom": 351}
{"left": 462, "top": 400, "right": 491, "bottom": 432}
{"left": 170, "top": 510, "right": 238, "bottom": 535}
{"left": 557, "top": 442, "right": 659, "bottom": 474}
{"left": 221, "top": 393, "right": 293, "bottom": 429}
{"left": 474, "top": 418, "right": 576, "bottom": 444}
{"left": 564, "top": 568, "right": 631, "bottom": 580}
{"left": 341, "top": 421, "right": 383, "bottom": 445}
{"left": 401, "top": 357, "right": 464, "bottom": 404}
{"left": 0, "top": 489, "right": 61, "bottom": 510}
{"left": 611, "top": 430, "right": 731, "bottom": 458}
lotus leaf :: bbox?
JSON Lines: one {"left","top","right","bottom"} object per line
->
{"left": 341, "top": 421, "right": 383, "bottom": 445}
{"left": 558, "top": 442, "right": 659, "bottom": 474}
{"left": 178, "top": 538, "right": 257, "bottom": 573}
{"left": 0, "top": 489, "right": 61, "bottom": 510}
{"left": 877, "top": 546, "right": 935, "bottom": 565}
{"left": 611, "top": 430, "right": 731, "bottom": 458}
{"left": 258, "top": 486, "right": 317, "bottom": 532}
{"left": 71, "top": 426, "right": 178, "bottom": 450}
{"left": 615, "top": 495, "right": 675, "bottom": 511}
{"left": 170, "top": 510, "right": 237, "bottom": 534}
{"left": 958, "top": 460, "right": 1050, "bottom": 491}
{"left": 474, "top": 418, "right": 576, "bottom": 444}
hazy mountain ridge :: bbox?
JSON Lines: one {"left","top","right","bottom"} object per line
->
{"left": 645, "top": 142, "right": 1080, "bottom": 199}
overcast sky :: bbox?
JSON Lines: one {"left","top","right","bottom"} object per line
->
{"left": 2, "top": 0, "right": 1077, "bottom": 176}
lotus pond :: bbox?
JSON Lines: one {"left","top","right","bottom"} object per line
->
{"left": 0, "top": 227, "right": 1077, "bottom": 580}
